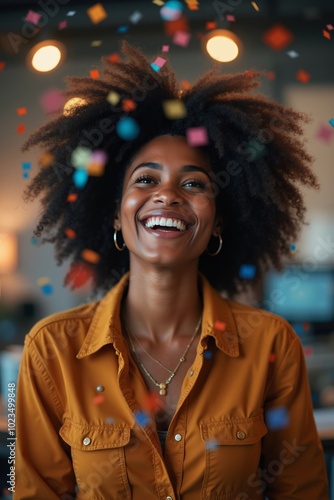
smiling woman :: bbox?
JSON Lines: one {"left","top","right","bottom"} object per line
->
{"left": 14, "top": 42, "right": 329, "bottom": 499}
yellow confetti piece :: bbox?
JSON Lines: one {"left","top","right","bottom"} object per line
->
{"left": 87, "top": 3, "right": 108, "bottom": 24}
{"left": 251, "top": 1, "right": 260, "bottom": 11}
{"left": 37, "top": 277, "right": 50, "bottom": 286}
{"left": 106, "top": 91, "right": 120, "bottom": 105}
{"left": 152, "top": 0, "right": 164, "bottom": 5}
{"left": 162, "top": 99, "right": 187, "bottom": 119}
{"left": 91, "top": 40, "right": 102, "bottom": 47}
{"left": 81, "top": 249, "right": 101, "bottom": 264}
{"left": 87, "top": 163, "right": 105, "bottom": 176}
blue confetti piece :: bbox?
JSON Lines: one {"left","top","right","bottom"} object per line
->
{"left": 41, "top": 283, "right": 53, "bottom": 295}
{"left": 329, "top": 118, "right": 334, "bottom": 127}
{"left": 73, "top": 169, "right": 88, "bottom": 188}
{"left": 117, "top": 25, "right": 128, "bottom": 33}
{"left": 22, "top": 161, "right": 31, "bottom": 170}
{"left": 204, "top": 350, "right": 213, "bottom": 359}
{"left": 31, "top": 236, "right": 39, "bottom": 245}
{"left": 290, "top": 243, "right": 297, "bottom": 252}
{"left": 265, "top": 407, "right": 290, "bottom": 430}
{"left": 116, "top": 117, "right": 140, "bottom": 141}
{"left": 206, "top": 438, "right": 219, "bottom": 451}
{"left": 239, "top": 264, "right": 256, "bottom": 280}
{"left": 133, "top": 410, "right": 151, "bottom": 427}
{"left": 150, "top": 62, "right": 160, "bottom": 72}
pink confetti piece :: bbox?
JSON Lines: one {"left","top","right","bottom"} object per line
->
{"left": 153, "top": 56, "right": 167, "bottom": 68}
{"left": 40, "top": 88, "right": 65, "bottom": 114}
{"left": 225, "top": 14, "right": 235, "bottom": 21}
{"left": 315, "top": 124, "right": 333, "bottom": 143}
{"left": 186, "top": 126, "right": 208, "bottom": 146}
{"left": 173, "top": 30, "right": 191, "bottom": 47}
{"left": 58, "top": 20, "right": 67, "bottom": 30}
{"left": 326, "top": 24, "right": 334, "bottom": 30}
{"left": 92, "top": 394, "right": 105, "bottom": 405}
{"left": 25, "top": 10, "right": 42, "bottom": 25}
{"left": 162, "top": 45, "right": 170, "bottom": 52}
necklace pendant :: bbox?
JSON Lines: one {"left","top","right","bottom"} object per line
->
{"left": 159, "top": 383, "right": 167, "bottom": 396}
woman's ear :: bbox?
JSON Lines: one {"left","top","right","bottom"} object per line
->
{"left": 113, "top": 202, "right": 121, "bottom": 230}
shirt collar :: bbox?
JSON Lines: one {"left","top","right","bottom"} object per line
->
{"left": 77, "top": 272, "right": 239, "bottom": 359}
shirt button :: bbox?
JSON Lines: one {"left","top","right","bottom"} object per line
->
{"left": 166, "top": 497, "right": 173, "bottom": 500}
{"left": 83, "top": 437, "right": 91, "bottom": 446}
{"left": 189, "top": 369, "right": 194, "bottom": 376}
{"left": 174, "top": 434, "right": 182, "bottom": 442}
{"left": 236, "top": 431, "right": 246, "bottom": 440}
{"left": 96, "top": 385, "right": 105, "bottom": 392}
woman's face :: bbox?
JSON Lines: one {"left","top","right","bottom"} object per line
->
{"left": 115, "top": 135, "right": 219, "bottom": 269}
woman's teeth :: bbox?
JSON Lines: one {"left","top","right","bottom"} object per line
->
{"left": 144, "top": 217, "right": 186, "bottom": 231}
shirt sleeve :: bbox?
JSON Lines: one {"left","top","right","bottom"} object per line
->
{"left": 261, "top": 333, "right": 329, "bottom": 499}
{"left": 14, "top": 336, "right": 77, "bottom": 499}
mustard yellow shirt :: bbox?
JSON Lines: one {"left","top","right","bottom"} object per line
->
{"left": 15, "top": 273, "right": 329, "bottom": 499}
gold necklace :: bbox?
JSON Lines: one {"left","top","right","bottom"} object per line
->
{"left": 125, "top": 316, "right": 202, "bottom": 396}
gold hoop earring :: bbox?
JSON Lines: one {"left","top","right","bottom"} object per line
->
{"left": 206, "top": 234, "right": 223, "bottom": 257}
{"left": 114, "top": 229, "right": 126, "bottom": 252}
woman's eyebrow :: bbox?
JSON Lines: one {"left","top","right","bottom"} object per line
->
{"left": 131, "top": 162, "right": 211, "bottom": 179}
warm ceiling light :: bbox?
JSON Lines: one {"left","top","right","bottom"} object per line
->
{"left": 63, "top": 97, "right": 88, "bottom": 116}
{"left": 27, "top": 40, "right": 65, "bottom": 73}
{"left": 203, "top": 30, "right": 241, "bottom": 62}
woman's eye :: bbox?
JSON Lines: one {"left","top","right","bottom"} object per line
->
{"left": 183, "top": 179, "right": 206, "bottom": 190}
{"left": 135, "top": 175, "right": 156, "bottom": 185}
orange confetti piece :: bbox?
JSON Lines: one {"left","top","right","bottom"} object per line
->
{"left": 263, "top": 24, "right": 293, "bottom": 51}
{"left": 140, "top": 393, "right": 163, "bottom": 413}
{"left": 90, "top": 69, "right": 100, "bottom": 79}
{"left": 0, "top": 61, "right": 5, "bottom": 71}
{"left": 251, "top": 1, "right": 260, "bottom": 11}
{"left": 266, "top": 71, "right": 276, "bottom": 80}
{"left": 180, "top": 80, "right": 191, "bottom": 90}
{"left": 87, "top": 163, "right": 105, "bottom": 176}
{"left": 87, "top": 3, "right": 108, "bottom": 24}
{"left": 296, "top": 69, "right": 311, "bottom": 84}
{"left": 17, "top": 107, "right": 27, "bottom": 115}
{"left": 107, "top": 52, "right": 120, "bottom": 63}
{"left": 81, "top": 249, "right": 101, "bottom": 264}
{"left": 67, "top": 193, "right": 78, "bottom": 202}
{"left": 17, "top": 124, "right": 26, "bottom": 134}
{"left": 214, "top": 320, "right": 226, "bottom": 331}
{"left": 92, "top": 394, "right": 105, "bottom": 405}
{"left": 122, "top": 98, "right": 137, "bottom": 112}
{"left": 65, "top": 228, "right": 76, "bottom": 239}
{"left": 206, "top": 21, "right": 217, "bottom": 30}
{"left": 39, "top": 152, "right": 53, "bottom": 167}
{"left": 323, "top": 29, "right": 331, "bottom": 40}
{"left": 66, "top": 262, "right": 95, "bottom": 289}
{"left": 164, "top": 16, "right": 189, "bottom": 36}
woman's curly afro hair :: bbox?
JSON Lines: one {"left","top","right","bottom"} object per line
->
{"left": 22, "top": 42, "right": 318, "bottom": 296}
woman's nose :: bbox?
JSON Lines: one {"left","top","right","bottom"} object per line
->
{"left": 152, "top": 183, "right": 183, "bottom": 205}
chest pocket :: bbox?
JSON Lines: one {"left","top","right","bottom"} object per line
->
{"left": 60, "top": 419, "right": 132, "bottom": 500}
{"left": 200, "top": 412, "right": 267, "bottom": 499}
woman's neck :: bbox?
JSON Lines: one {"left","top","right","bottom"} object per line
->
{"left": 122, "top": 261, "right": 202, "bottom": 344}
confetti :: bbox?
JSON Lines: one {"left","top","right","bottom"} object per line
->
{"left": 186, "top": 126, "right": 208, "bottom": 146}
{"left": 40, "top": 88, "right": 65, "bottom": 114}
{"left": 65, "top": 228, "right": 76, "bottom": 239}
{"left": 87, "top": 3, "right": 108, "bottom": 24}
{"left": 122, "top": 98, "right": 137, "bottom": 112}
{"left": 160, "top": 1, "right": 183, "bottom": 21}
{"left": 107, "top": 91, "right": 121, "bottom": 105}
{"left": 17, "top": 124, "right": 26, "bottom": 134}
{"left": 286, "top": 50, "right": 299, "bottom": 58}
{"left": 140, "top": 393, "right": 163, "bottom": 413}
{"left": 162, "top": 99, "right": 187, "bottom": 119}
{"left": 66, "top": 262, "right": 95, "bottom": 289}
{"left": 185, "top": 0, "right": 199, "bottom": 10}
{"left": 58, "top": 20, "right": 67, "bottom": 30}
{"left": 133, "top": 410, "right": 151, "bottom": 427}
{"left": 164, "top": 16, "right": 189, "bottom": 36}
{"left": 81, "top": 249, "right": 101, "bottom": 264}
{"left": 239, "top": 264, "right": 256, "bottom": 279}
{"left": 316, "top": 124, "right": 333, "bottom": 142}
{"left": 71, "top": 147, "right": 91, "bottom": 169}
{"left": 16, "top": 107, "right": 27, "bottom": 116}
{"left": 225, "top": 14, "right": 235, "bottom": 22}
{"left": 37, "top": 277, "right": 53, "bottom": 295}
{"left": 107, "top": 53, "right": 120, "bottom": 63}
{"left": 265, "top": 407, "right": 290, "bottom": 430}
{"left": 67, "top": 11, "right": 76, "bottom": 16}
{"left": 323, "top": 30, "right": 331, "bottom": 40}
{"left": 25, "top": 10, "right": 41, "bottom": 25}
{"left": 180, "top": 80, "right": 191, "bottom": 89}
{"left": 90, "top": 69, "right": 100, "bottom": 79}
{"left": 129, "top": 10, "right": 143, "bottom": 24}
{"left": 206, "top": 21, "right": 217, "bottom": 30}
{"left": 67, "top": 193, "right": 78, "bottom": 202}
{"left": 22, "top": 162, "right": 31, "bottom": 179}
{"left": 266, "top": 71, "right": 276, "bottom": 80}
{"left": 326, "top": 24, "right": 334, "bottom": 30}
{"left": 73, "top": 169, "right": 89, "bottom": 188}
{"left": 151, "top": 63, "right": 161, "bottom": 72}
{"left": 290, "top": 243, "right": 297, "bottom": 253}
{"left": 117, "top": 25, "right": 129, "bottom": 34}
{"left": 116, "top": 117, "right": 140, "bottom": 140}
{"left": 214, "top": 321, "right": 226, "bottom": 331}
{"left": 91, "top": 40, "right": 102, "bottom": 47}
{"left": 153, "top": 56, "right": 167, "bottom": 68}
{"left": 87, "top": 150, "right": 108, "bottom": 176}
{"left": 204, "top": 350, "right": 213, "bottom": 359}
{"left": 263, "top": 24, "right": 293, "bottom": 51}
{"left": 92, "top": 394, "right": 105, "bottom": 405}
{"left": 251, "top": 2, "right": 260, "bottom": 11}
{"left": 0, "top": 62, "right": 5, "bottom": 71}
{"left": 162, "top": 45, "right": 170, "bottom": 52}
{"left": 268, "top": 353, "right": 276, "bottom": 363}
{"left": 173, "top": 30, "right": 191, "bottom": 47}
{"left": 31, "top": 236, "right": 39, "bottom": 245}
{"left": 329, "top": 118, "right": 334, "bottom": 127}
{"left": 153, "top": 0, "right": 164, "bottom": 5}
{"left": 206, "top": 438, "right": 219, "bottom": 451}
{"left": 296, "top": 69, "right": 311, "bottom": 84}
{"left": 105, "top": 416, "right": 115, "bottom": 424}
{"left": 38, "top": 153, "right": 53, "bottom": 168}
